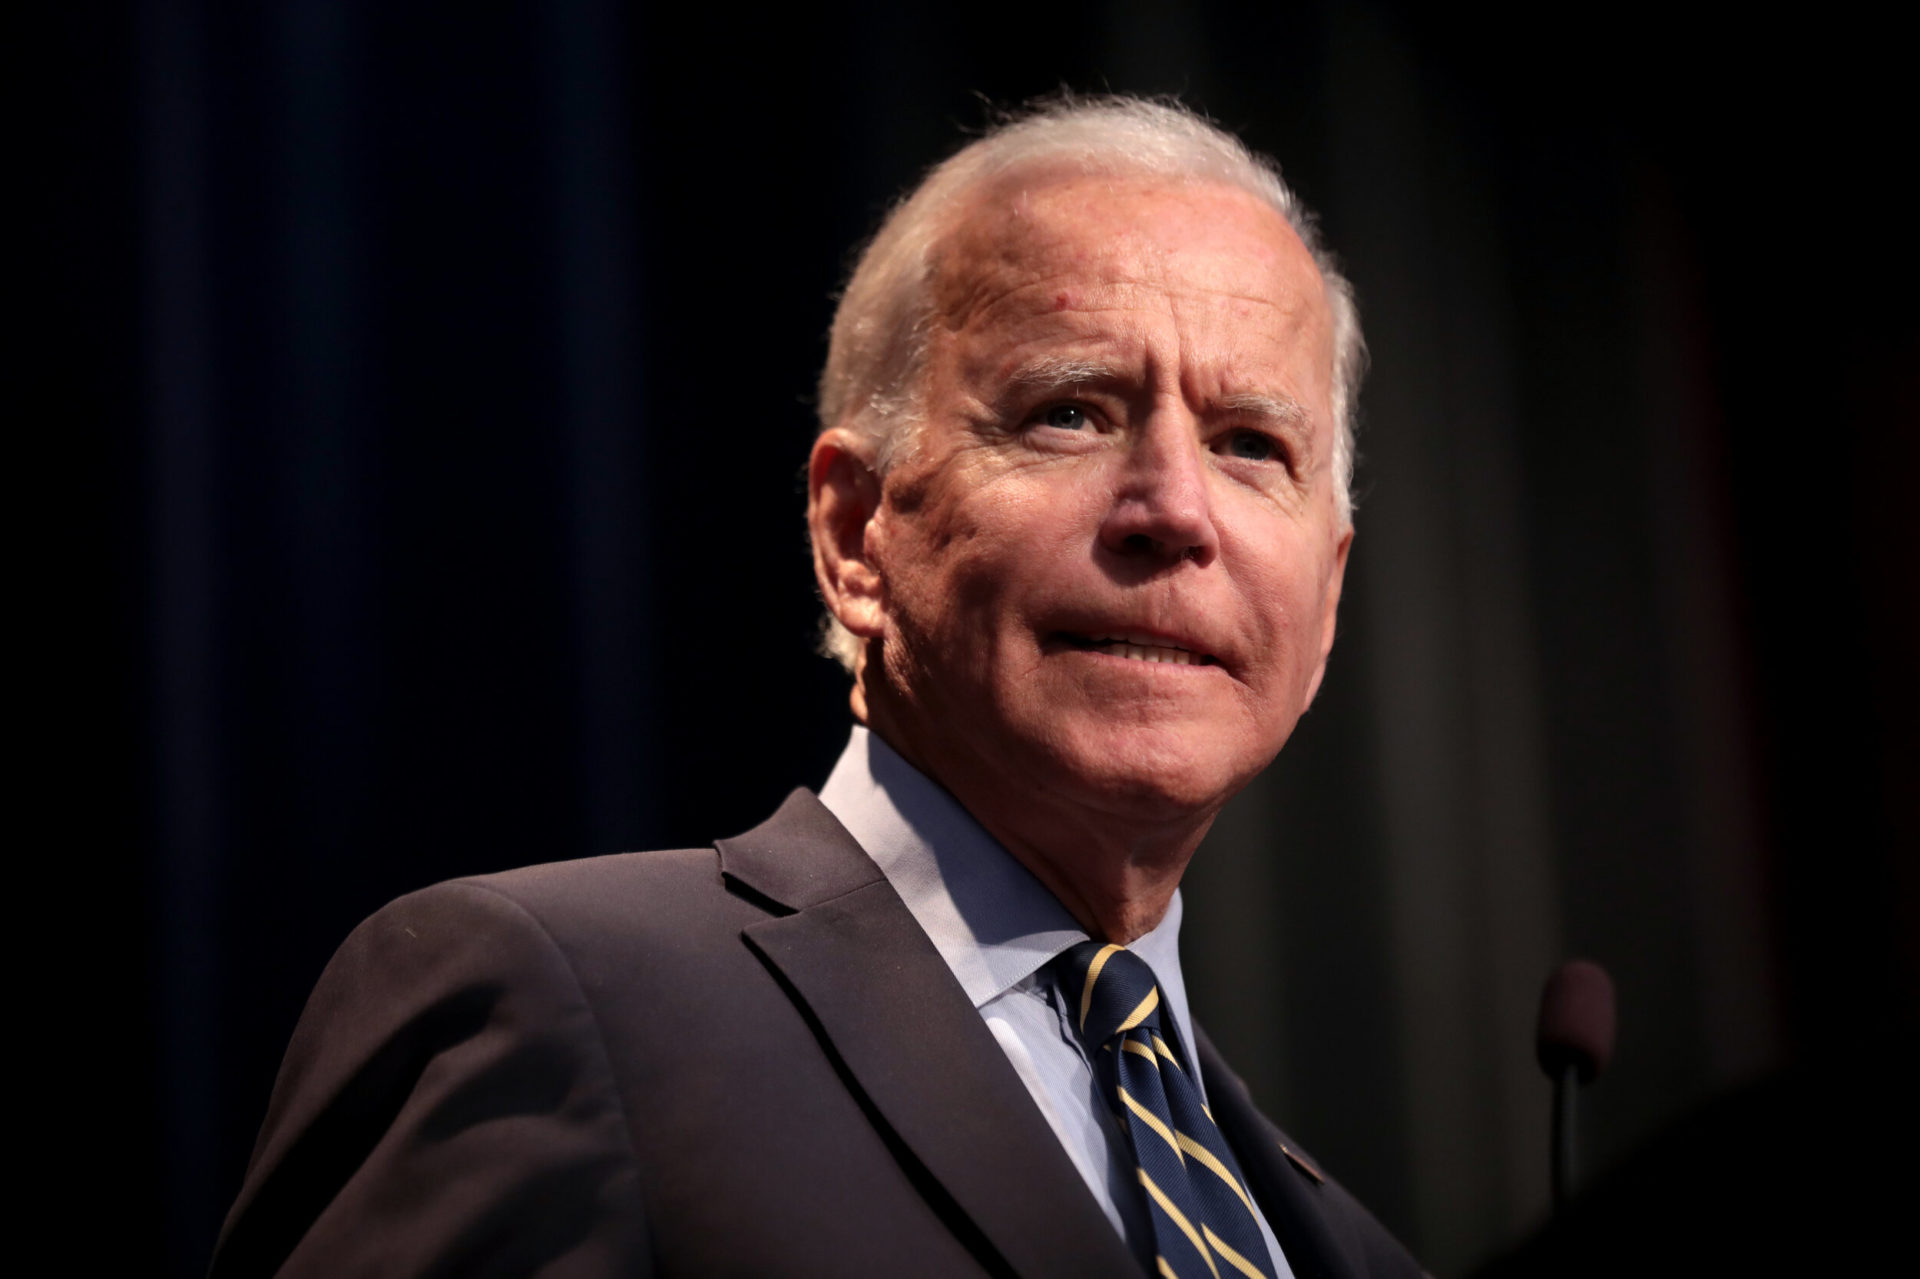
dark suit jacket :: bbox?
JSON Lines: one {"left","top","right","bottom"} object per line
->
{"left": 212, "top": 790, "right": 1421, "bottom": 1278}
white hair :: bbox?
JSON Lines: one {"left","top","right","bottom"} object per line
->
{"left": 815, "top": 95, "right": 1366, "bottom": 671}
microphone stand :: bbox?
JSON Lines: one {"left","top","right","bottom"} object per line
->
{"left": 1550, "top": 1060, "right": 1577, "bottom": 1211}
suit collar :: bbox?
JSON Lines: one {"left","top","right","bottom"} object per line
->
{"left": 715, "top": 787, "right": 885, "bottom": 910}
{"left": 720, "top": 790, "right": 1142, "bottom": 1278}
{"left": 816, "top": 726, "right": 1085, "bottom": 1008}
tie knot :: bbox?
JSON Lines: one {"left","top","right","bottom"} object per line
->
{"left": 1056, "top": 940, "right": 1167, "bottom": 1048}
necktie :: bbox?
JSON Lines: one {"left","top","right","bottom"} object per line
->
{"left": 1055, "top": 941, "right": 1277, "bottom": 1279}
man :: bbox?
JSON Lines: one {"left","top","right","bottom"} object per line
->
{"left": 212, "top": 97, "right": 1421, "bottom": 1278}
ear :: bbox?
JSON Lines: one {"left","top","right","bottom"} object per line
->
{"left": 1300, "top": 525, "right": 1353, "bottom": 711}
{"left": 808, "top": 428, "right": 887, "bottom": 641}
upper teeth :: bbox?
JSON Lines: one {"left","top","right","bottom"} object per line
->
{"left": 1089, "top": 636, "right": 1205, "bottom": 666}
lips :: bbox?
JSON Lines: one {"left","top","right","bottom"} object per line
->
{"left": 1054, "top": 630, "right": 1221, "bottom": 667}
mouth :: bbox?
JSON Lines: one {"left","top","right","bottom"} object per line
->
{"left": 1054, "top": 631, "right": 1220, "bottom": 667}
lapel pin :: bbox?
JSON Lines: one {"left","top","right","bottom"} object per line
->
{"left": 1279, "top": 1143, "right": 1324, "bottom": 1185}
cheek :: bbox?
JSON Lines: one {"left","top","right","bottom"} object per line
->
{"left": 907, "top": 477, "right": 1088, "bottom": 607}
{"left": 1230, "top": 536, "right": 1336, "bottom": 680}
{"left": 942, "top": 517, "right": 1062, "bottom": 645}
{"left": 881, "top": 493, "right": 1031, "bottom": 657}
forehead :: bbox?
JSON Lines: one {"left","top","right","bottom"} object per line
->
{"left": 931, "top": 174, "right": 1325, "bottom": 328}
{"left": 924, "top": 174, "right": 1335, "bottom": 400}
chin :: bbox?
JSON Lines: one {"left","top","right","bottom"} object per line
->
{"left": 1035, "top": 719, "right": 1271, "bottom": 823}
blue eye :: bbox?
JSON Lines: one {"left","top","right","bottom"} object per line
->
{"left": 1223, "top": 430, "right": 1275, "bottom": 461}
{"left": 1043, "top": 404, "right": 1089, "bottom": 430}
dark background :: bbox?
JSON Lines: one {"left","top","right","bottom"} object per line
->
{"left": 41, "top": 1, "right": 1914, "bottom": 1274}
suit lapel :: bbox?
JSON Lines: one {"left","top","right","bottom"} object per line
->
{"left": 1196, "top": 1027, "right": 1354, "bottom": 1279}
{"left": 720, "top": 791, "right": 1140, "bottom": 1279}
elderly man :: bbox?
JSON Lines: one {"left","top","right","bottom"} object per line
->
{"left": 212, "top": 98, "right": 1420, "bottom": 1279}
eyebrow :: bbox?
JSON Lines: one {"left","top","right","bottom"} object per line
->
{"left": 1006, "top": 356, "right": 1127, "bottom": 393}
{"left": 1219, "top": 390, "right": 1311, "bottom": 432}
{"left": 1004, "top": 357, "right": 1312, "bottom": 434}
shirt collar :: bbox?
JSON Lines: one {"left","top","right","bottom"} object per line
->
{"left": 816, "top": 725, "right": 1198, "bottom": 1054}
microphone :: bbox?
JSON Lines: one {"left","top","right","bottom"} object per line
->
{"left": 1535, "top": 959, "right": 1616, "bottom": 1211}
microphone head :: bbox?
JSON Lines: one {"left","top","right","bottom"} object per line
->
{"left": 1536, "top": 959, "right": 1617, "bottom": 1084}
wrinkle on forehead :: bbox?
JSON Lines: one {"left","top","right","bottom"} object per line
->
{"left": 951, "top": 282, "right": 1329, "bottom": 399}
{"left": 964, "top": 279, "right": 1316, "bottom": 344}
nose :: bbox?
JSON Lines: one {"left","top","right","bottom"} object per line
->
{"left": 1097, "top": 410, "right": 1220, "bottom": 567}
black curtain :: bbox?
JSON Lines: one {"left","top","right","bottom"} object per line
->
{"left": 43, "top": 2, "right": 1913, "bottom": 1274}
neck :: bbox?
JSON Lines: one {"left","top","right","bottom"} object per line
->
{"left": 859, "top": 700, "right": 1216, "bottom": 946}
{"left": 993, "top": 824, "right": 1198, "bottom": 944}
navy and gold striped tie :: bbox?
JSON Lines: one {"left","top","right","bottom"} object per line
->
{"left": 1056, "top": 941, "right": 1277, "bottom": 1279}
